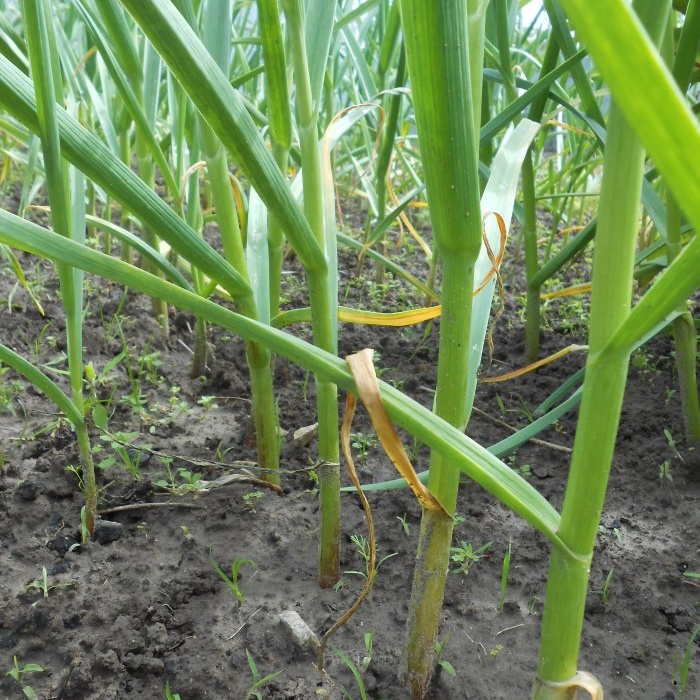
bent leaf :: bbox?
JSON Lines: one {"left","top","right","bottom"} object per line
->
{"left": 346, "top": 349, "right": 450, "bottom": 518}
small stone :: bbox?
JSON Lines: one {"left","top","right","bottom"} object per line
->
{"left": 17, "top": 480, "right": 39, "bottom": 500}
{"left": 93, "top": 520, "right": 124, "bottom": 545}
{"left": 278, "top": 610, "right": 319, "bottom": 652}
{"left": 293, "top": 423, "right": 318, "bottom": 448}
{"left": 96, "top": 649, "right": 122, "bottom": 672}
{"left": 49, "top": 535, "right": 79, "bottom": 554}
{"left": 122, "top": 653, "right": 164, "bottom": 674}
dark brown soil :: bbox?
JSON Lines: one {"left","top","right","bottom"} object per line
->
{"left": 0, "top": 229, "right": 698, "bottom": 700}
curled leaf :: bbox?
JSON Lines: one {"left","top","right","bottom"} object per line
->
{"left": 345, "top": 349, "right": 449, "bottom": 518}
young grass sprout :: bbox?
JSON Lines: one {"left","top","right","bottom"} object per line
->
{"left": 244, "top": 649, "right": 281, "bottom": 700}
{"left": 208, "top": 548, "right": 258, "bottom": 606}
{"left": 499, "top": 542, "right": 513, "bottom": 612}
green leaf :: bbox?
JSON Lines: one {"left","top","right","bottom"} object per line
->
{"left": 92, "top": 403, "right": 109, "bottom": 431}
{"left": 0, "top": 52, "right": 250, "bottom": 300}
{"left": 118, "top": 0, "right": 325, "bottom": 273}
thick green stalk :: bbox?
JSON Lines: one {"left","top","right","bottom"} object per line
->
{"left": 403, "top": 255, "right": 474, "bottom": 698}
{"left": 201, "top": 126, "right": 281, "bottom": 484}
{"left": 534, "top": 4, "right": 669, "bottom": 696}
{"left": 184, "top": 157, "right": 208, "bottom": 377}
{"left": 523, "top": 34, "right": 560, "bottom": 361}
{"left": 666, "top": 0, "right": 700, "bottom": 444}
{"left": 522, "top": 155, "right": 541, "bottom": 361}
{"left": 666, "top": 195, "right": 700, "bottom": 444}
{"left": 22, "top": 0, "right": 96, "bottom": 536}
{"left": 398, "top": 1, "right": 485, "bottom": 697}
{"left": 256, "top": 0, "right": 291, "bottom": 317}
{"left": 199, "top": 1, "right": 281, "bottom": 483}
{"left": 372, "top": 45, "right": 406, "bottom": 284}
{"left": 284, "top": 0, "right": 340, "bottom": 587}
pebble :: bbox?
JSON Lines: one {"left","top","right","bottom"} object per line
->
{"left": 293, "top": 423, "right": 318, "bottom": 448}
{"left": 93, "top": 520, "right": 124, "bottom": 544}
{"left": 17, "top": 480, "right": 39, "bottom": 500}
{"left": 278, "top": 610, "right": 319, "bottom": 652}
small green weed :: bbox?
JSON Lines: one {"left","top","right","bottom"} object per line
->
{"left": 5, "top": 655, "right": 44, "bottom": 699}
{"left": 664, "top": 428, "right": 683, "bottom": 461}
{"left": 244, "top": 649, "right": 281, "bottom": 699}
{"left": 26, "top": 566, "right": 72, "bottom": 606}
{"left": 350, "top": 431, "right": 378, "bottom": 464}
{"left": 197, "top": 395, "right": 218, "bottom": 410}
{"left": 674, "top": 624, "right": 699, "bottom": 698}
{"left": 499, "top": 542, "right": 512, "bottom": 612}
{"left": 334, "top": 643, "right": 369, "bottom": 700}
{"left": 450, "top": 541, "right": 492, "bottom": 576}
{"left": 94, "top": 429, "right": 145, "bottom": 478}
{"left": 397, "top": 513, "right": 410, "bottom": 536}
{"left": 434, "top": 635, "right": 457, "bottom": 677}
{"left": 164, "top": 681, "right": 181, "bottom": 700}
{"left": 242, "top": 490, "right": 264, "bottom": 512}
{"left": 591, "top": 567, "right": 614, "bottom": 607}
{"left": 154, "top": 460, "right": 204, "bottom": 494}
{"left": 343, "top": 533, "right": 397, "bottom": 583}
{"left": 0, "top": 365, "right": 24, "bottom": 416}
{"left": 209, "top": 549, "right": 258, "bottom": 605}
{"left": 659, "top": 459, "right": 673, "bottom": 483}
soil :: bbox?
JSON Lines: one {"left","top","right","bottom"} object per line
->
{"left": 0, "top": 210, "right": 698, "bottom": 700}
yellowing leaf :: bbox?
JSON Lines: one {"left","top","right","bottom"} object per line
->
{"left": 480, "top": 344, "right": 588, "bottom": 384}
{"left": 345, "top": 349, "right": 449, "bottom": 518}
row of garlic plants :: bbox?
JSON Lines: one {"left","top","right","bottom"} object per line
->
{"left": 0, "top": 1, "right": 698, "bottom": 697}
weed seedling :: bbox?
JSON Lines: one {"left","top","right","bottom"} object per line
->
{"left": 450, "top": 541, "right": 492, "bottom": 576}
{"left": 242, "top": 490, "right": 264, "bottom": 512}
{"left": 164, "top": 681, "right": 181, "bottom": 700}
{"left": 168, "top": 385, "right": 190, "bottom": 413}
{"left": 197, "top": 395, "right": 218, "bottom": 410}
{"left": 664, "top": 428, "right": 683, "bottom": 461}
{"left": 209, "top": 548, "right": 257, "bottom": 605}
{"left": 26, "top": 566, "right": 72, "bottom": 606}
{"left": 95, "top": 430, "right": 144, "bottom": 478}
{"left": 360, "top": 632, "right": 373, "bottom": 674}
{"left": 674, "top": 624, "right": 700, "bottom": 698}
{"left": 333, "top": 645, "right": 369, "bottom": 700}
{"left": 350, "top": 430, "right": 378, "bottom": 464}
{"left": 179, "top": 525, "right": 195, "bottom": 543}
{"left": 434, "top": 635, "right": 457, "bottom": 677}
{"left": 244, "top": 649, "right": 281, "bottom": 700}
{"left": 659, "top": 459, "right": 673, "bottom": 483}
{"left": 397, "top": 513, "right": 410, "bottom": 536}
{"left": 592, "top": 567, "right": 614, "bottom": 607}
{"left": 527, "top": 595, "right": 540, "bottom": 616}
{"left": 0, "top": 365, "right": 24, "bottom": 416}
{"left": 344, "top": 534, "right": 397, "bottom": 582}
{"left": 683, "top": 571, "right": 700, "bottom": 588}
{"left": 154, "top": 461, "right": 204, "bottom": 494}
{"left": 499, "top": 542, "right": 512, "bottom": 612}
{"left": 5, "top": 655, "right": 44, "bottom": 699}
